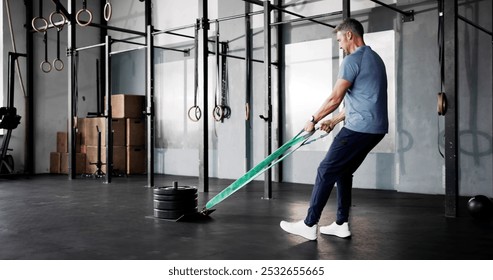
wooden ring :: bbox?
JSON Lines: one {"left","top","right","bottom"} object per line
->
{"left": 49, "top": 11, "right": 67, "bottom": 31}
{"left": 32, "top": 17, "right": 48, "bottom": 33}
{"left": 76, "top": 9, "right": 93, "bottom": 27}
{"left": 40, "top": 60, "right": 52, "bottom": 73}
{"left": 104, "top": 2, "right": 112, "bottom": 21}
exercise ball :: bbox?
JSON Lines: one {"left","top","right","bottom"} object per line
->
{"left": 467, "top": 195, "right": 493, "bottom": 219}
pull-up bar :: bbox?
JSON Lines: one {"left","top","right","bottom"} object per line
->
{"left": 271, "top": 11, "right": 342, "bottom": 27}
{"left": 242, "top": 0, "right": 335, "bottom": 28}
{"left": 368, "top": 0, "right": 414, "bottom": 22}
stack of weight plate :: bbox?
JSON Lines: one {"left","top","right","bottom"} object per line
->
{"left": 153, "top": 182, "right": 198, "bottom": 220}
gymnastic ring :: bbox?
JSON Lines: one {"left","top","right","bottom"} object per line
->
{"left": 104, "top": 2, "right": 112, "bottom": 21}
{"left": 53, "top": 58, "right": 65, "bottom": 71}
{"left": 32, "top": 16, "right": 49, "bottom": 33}
{"left": 49, "top": 11, "right": 67, "bottom": 31}
{"left": 40, "top": 60, "right": 52, "bottom": 73}
{"left": 245, "top": 103, "right": 250, "bottom": 121}
{"left": 188, "top": 106, "right": 202, "bottom": 122}
{"left": 222, "top": 106, "right": 231, "bottom": 119}
{"left": 76, "top": 8, "right": 93, "bottom": 27}
{"left": 213, "top": 105, "right": 224, "bottom": 122}
{"left": 437, "top": 92, "right": 447, "bottom": 116}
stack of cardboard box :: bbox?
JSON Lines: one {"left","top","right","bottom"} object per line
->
{"left": 50, "top": 132, "right": 85, "bottom": 174}
{"left": 49, "top": 94, "right": 146, "bottom": 175}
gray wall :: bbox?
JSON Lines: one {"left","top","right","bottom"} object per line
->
{"left": 3, "top": 0, "right": 492, "bottom": 198}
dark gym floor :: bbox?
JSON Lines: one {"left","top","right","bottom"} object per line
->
{"left": 0, "top": 174, "right": 492, "bottom": 260}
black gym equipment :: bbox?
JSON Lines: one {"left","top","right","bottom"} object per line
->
{"left": 153, "top": 182, "right": 214, "bottom": 222}
{"left": 0, "top": 52, "right": 24, "bottom": 175}
{"left": 467, "top": 195, "right": 493, "bottom": 219}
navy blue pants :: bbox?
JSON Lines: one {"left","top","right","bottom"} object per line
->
{"left": 304, "top": 127, "right": 385, "bottom": 226}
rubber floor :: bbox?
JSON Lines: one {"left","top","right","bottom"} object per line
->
{"left": 0, "top": 174, "right": 492, "bottom": 260}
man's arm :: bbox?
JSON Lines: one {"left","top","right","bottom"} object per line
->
{"left": 304, "top": 78, "right": 351, "bottom": 132}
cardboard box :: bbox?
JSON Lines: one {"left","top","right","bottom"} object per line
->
{"left": 127, "top": 146, "right": 146, "bottom": 174}
{"left": 85, "top": 146, "right": 126, "bottom": 174}
{"left": 110, "top": 94, "right": 145, "bottom": 118}
{"left": 83, "top": 118, "right": 104, "bottom": 147}
{"left": 56, "top": 132, "right": 67, "bottom": 153}
{"left": 57, "top": 131, "right": 81, "bottom": 153}
{"left": 78, "top": 118, "right": 86, "bottom": 145}
{"left": 50, "top": 152, "right": 61, "bottom": 173}
{"left": 83, "top": 117, "right": 125, "bottom": 147}
{"left": 60, "top": 153, "right": 86, "bottom": 174}
{"left": 126, "top": 118, "right": 146, "bottom": 146}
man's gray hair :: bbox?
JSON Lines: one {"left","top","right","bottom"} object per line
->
{"left": 333, "top": 18, "right": 364, "bottom": 37}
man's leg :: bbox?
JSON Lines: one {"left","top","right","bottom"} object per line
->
{"left": 320, "top": 132, "right": 385, "bottom": 238}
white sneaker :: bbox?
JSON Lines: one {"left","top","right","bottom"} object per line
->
{"left": 280, "top": 220, "right": 317, "bottom": 241}
{"left": 320, "top": 222, "right": 351, "bottom": 238}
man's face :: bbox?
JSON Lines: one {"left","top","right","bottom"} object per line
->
{"left": 336, "top": 31, "right": 350, "bottom": 55}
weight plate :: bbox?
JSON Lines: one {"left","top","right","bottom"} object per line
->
{"left": 154, "top": 208, "right": 198, "bottom": 220}
{"left": 153, "top": 193, "right": 198, "bottom": 201}
{"left": 154, "top": 186, "right": 197, "bottom": 196}
{"left": 154, "top": 199, "right": 198, "bottom": 210}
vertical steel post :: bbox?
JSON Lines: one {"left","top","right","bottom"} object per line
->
{"left": 199, "top": 0, "right": 210, "bottom": 192}
{"left": 443, "top": 0, "right": 458, "bottom": 217}
{"left": 245, "top": 1, "right": 253, "bottom": 173}
{"left": 274, "top": 0, "right": 283, "bottom": 182}
{"left": 343, "top": 0, "right": 350, "bottom": 19}
{"left": 146, "top": 24, "right": 155, "bottom": 188}
{"left": 25, "top": 0, "right": 34, "bottom": 175}
{"left": 263, "top": 1, "right": 273, "bottom": 199}
{"left": 99, "top": 0, "right": 108, "bottom": 116}
{"left": 67, "top": 0, "right": 76, "bottom": 180}
{"left": 144, "top": 0, "right": 154, "bottom": 188}
{"left": 104, "top": 35, "right": 113, "bottom": 184}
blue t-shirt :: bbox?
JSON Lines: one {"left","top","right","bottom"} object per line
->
{"left": 338, "top": 45, "right": 388, "bottom": 134}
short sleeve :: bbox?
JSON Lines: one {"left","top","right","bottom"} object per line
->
{"left": 338, "top": 56, "right": 359, "bottom": 84}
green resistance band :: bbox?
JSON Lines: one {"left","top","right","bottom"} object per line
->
{"left": 205, "top": 129, "right": 327, "bottom": 210}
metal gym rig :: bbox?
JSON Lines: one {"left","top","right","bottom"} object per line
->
{"left": 22, "top": 0, "right": 492, "bottom": 217}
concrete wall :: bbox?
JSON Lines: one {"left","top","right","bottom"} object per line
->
{"left": 3, "top": 0, "right": 492, "bottom": 198}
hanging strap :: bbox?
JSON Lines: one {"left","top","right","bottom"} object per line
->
{"left": 53, "top": 28, "right": 64, "bottom": 71}
{"left": 76, "top": 0, "right": 93, "bottom": 27}
{"left": 32, "top": 0, "right": 48, "bottom": 33}
{"left": 188, "top": 20, "right": 202, "bottom": 122}
{"left": 40, "top": 32, "right": 52, "bottom": 73}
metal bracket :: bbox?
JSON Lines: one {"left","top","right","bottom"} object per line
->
{"left": 402, "top": 10, "right": 415, "bottom": 22}
{"left": 66, "top": 47, "right": 75, "bottom": 57}
{"left": 198, "top": 17, "right": 209, "bottom": 30}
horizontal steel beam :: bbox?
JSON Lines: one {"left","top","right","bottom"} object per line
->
{"left": 457, "top": 14, "right": 492, "bottom": 36}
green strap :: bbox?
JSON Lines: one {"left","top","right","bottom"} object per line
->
{"left": 205, "top": 130, "right": 317, "bottom": 209}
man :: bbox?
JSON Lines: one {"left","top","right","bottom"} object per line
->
{"left": 280, "top": 18, "right": 388, "bottom": 241}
